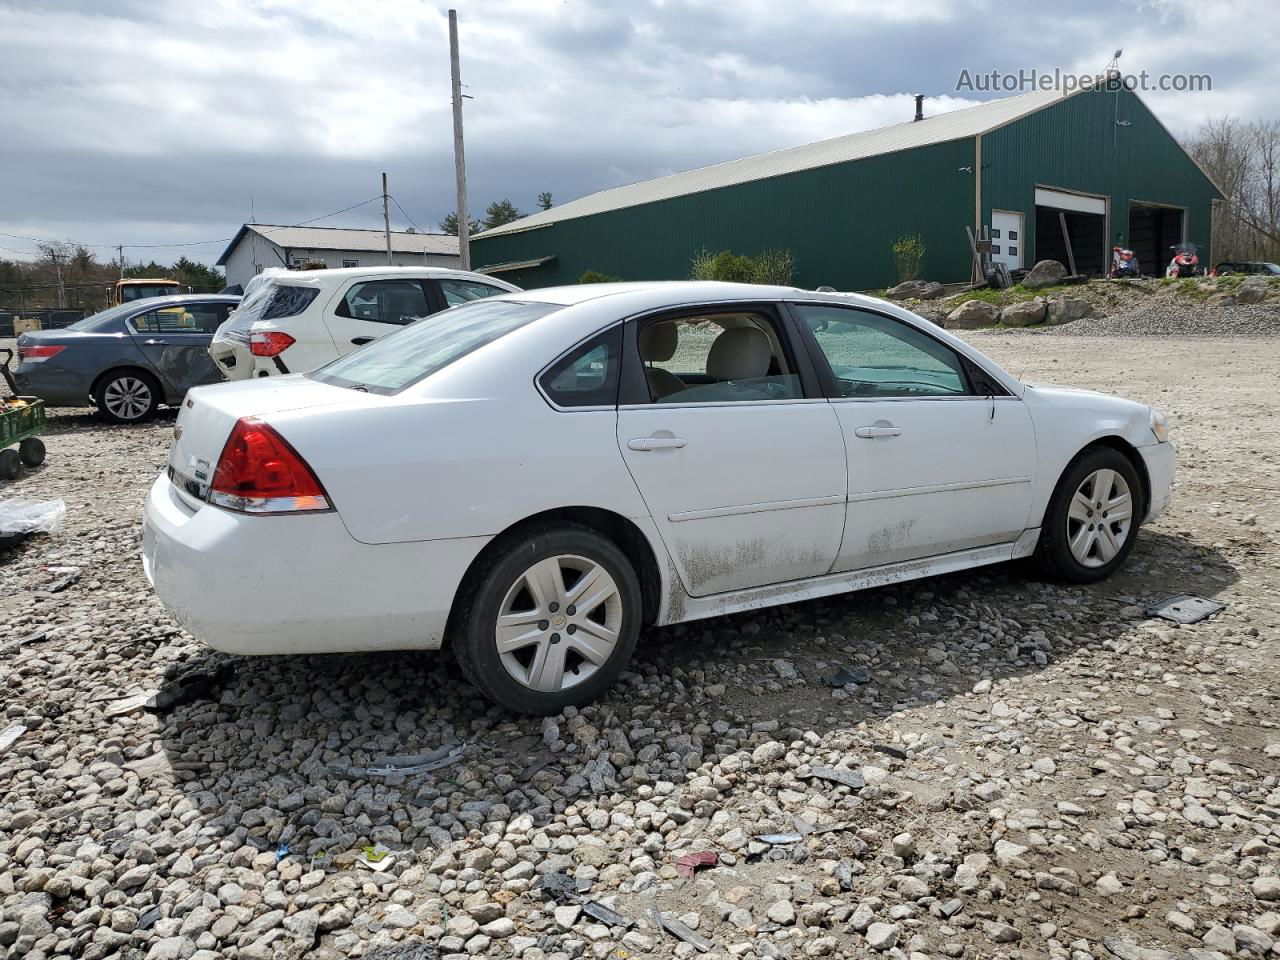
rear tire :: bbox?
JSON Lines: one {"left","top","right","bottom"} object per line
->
{"left": 0, "top": 449, "right": 20, "bottom": 482}
{"left": 18, "top": 437, "right": 45, "bottom": 467}
{"left": 96, "top": 370, "right": 160, "bottom": 424}
{"left": 451, "top": 524, "right": 642, "bottom": 715}
{"left": 1035, "top": 447, "right": 1143, "bottom": 583}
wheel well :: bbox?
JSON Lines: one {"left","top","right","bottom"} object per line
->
{"left": 444, "top": 506, "right": 664, "bottom": 646}
{"left": 1074, "top": 436, "right": 1151, "bottom": 517}
{"left": 91, "top": 366, "right": 161, "bottom": 401}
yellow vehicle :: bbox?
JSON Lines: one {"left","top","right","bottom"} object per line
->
{"left": 112, "top": 278, "right": 182, "bottom": 306}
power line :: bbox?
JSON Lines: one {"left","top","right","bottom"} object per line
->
{"left": 0, "top": 195, "right": 387, "bottom": 255}
{"left": 389, "top": 195, "right": 427, "bottom": 234}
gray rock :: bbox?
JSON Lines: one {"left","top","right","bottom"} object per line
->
{"left": 887, "top": 280, "right": 945, "bottom": 301}
{"left": 1001, "top": 300, "right": 1047, "bottom": 326}
{"left": 1236, "top": 277, "right": 1269, "bottom": 304}
{"left": 1253, "top": 877, "right": 1280, "bottom": 902}
{"left": 1045, "top": 296, "right": 1095, "bottom": 325}
{"left": 945, "top": 299, "right": 1000, "bottom": 329}
{"left": 865, "top": 922, "right": 899, "bottom": 951}
{"left": 1023, "top": 259, "right": 1068, "bottom": 289}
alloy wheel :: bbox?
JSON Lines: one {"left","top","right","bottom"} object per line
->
{"left": 103, "top": 377, "right": 153, "bottom": 421}
{"left": 494, "top": 554, "right": 623, "bottom": 693}
{"left": 1066, "top": 468, "right": 1134, "bottom": 567}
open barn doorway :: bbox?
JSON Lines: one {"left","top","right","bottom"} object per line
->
{"left": 1128, "top": 203, "right": 1184, "bottom": 278}
{"left": 1033, "top": 188, "right": 1108, "bottom": 277}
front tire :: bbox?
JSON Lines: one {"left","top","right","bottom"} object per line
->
{"left": 452, "top": 524, "right": 642, "bottom": 715}
{"left": 1035, "top": 447, "right": 1143, "bottom": 583}
{"left": 96, "top": 371, "right": 160, "bottom": 424}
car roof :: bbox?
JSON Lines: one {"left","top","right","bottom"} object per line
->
{"left": 258, "top": 265, "right": 517, "bottom": 286}
{"left": 126, "top": 294, "right": 241, "bottom": 307}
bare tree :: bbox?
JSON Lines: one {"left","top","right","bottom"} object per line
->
{"left": 1187, "top": 115, "right": 1280, "bottom": 262}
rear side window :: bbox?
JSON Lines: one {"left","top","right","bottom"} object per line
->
{"left": 337, "top": 279, "right": 430, "bottom": 325}
{"left": 439, "top": 278, "right": 509, "bottom": 305}
{"left": 262, "top": 285, "right": 319, "bottom": 320}
{"left": 132, "top": 303, "right": 229, "bottom": 334}
{"left": 310, "top": 300, "right": 560, "bottom": 395}
{"left": 539, "top": 327, "right": 622, "bottom": 408}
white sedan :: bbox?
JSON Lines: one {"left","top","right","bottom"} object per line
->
{"left": 144, "top": 282, "right": 1174, "bottom": 714}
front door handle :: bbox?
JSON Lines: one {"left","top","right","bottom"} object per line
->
{"left": 854, "top": 424, "right": 902, "bottom": 439}
{"left": 351, "top": 336, "right": 375, "bottom": 346}
{"left": 143, "top": 338, "right": 169, "bottom": 346}
{"left": 628, "top": 437, "right": 687, "bottom": 451}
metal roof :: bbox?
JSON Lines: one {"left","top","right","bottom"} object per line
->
{"left": 218, "top": 224, "right": 459, "bottom": 264}
{"left": 476, "top": 89, "right": 1067, "bottom": 239}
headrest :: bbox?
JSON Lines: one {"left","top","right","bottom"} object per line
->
{"left": 638, "top": 322, "right": 678, "bottom": 362}
{"left": 706, "top": 326, "right": 772, "bottom": 381}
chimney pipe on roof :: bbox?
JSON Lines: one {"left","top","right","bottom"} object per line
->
{"left": 914, "top": 94, "right": 925, "bottom": 122}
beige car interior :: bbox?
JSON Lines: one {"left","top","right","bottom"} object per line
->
{"left": 638, "top": 313, "right": 794, "bottom": 402}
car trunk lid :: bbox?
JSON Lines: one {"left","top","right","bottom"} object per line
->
{"left": 167, "top": 377, "right": 382, "bottom": 504}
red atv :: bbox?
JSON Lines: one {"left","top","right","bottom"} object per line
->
{"left": 1166, "top": 242, "right": 1200, "bottom": 278}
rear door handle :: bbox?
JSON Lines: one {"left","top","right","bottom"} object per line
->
{"left": 628, "top": 437, "right": 687, "bottom": 451}
{"left": 854, "top": 425, "right": 902, "bottom": 439}
{"left": 351, "top": 336, "right": 375, "bottom": 345}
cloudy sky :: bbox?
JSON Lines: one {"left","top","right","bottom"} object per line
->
{"left": 1, "top": 0, "right": 1274, "bottom": 267}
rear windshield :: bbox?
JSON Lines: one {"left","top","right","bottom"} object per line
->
{"left": 67, "top": 303, "right": 138, "bottom": 331}
{"left": 309, "top": 299, "right": 559, "bottom": 395}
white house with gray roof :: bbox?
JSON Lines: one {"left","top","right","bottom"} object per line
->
{"left": 217, "top": 224, "right": 460, "bottom": 290}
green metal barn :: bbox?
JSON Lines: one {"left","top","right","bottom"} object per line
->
{"left": 470, "top": 85, "right": 1223, "bottom": 290}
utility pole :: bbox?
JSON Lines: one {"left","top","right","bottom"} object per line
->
{"left": 117, "top": 244, "right": 124, "bottom": 279}
{"left": 52, "top": 247, "right": 66, "bottom": 309}
{"left": 449, "top": 9, "right": 470, "bottom": 270}
{"left": 382, "top": 172, "right": 394, "bottom": 265}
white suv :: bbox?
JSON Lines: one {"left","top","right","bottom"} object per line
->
{"left": 208, "top": 266, "right": 521, "bottom": 380}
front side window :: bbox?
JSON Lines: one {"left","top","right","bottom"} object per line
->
{"left": 792, "top": 304, "right": 969, "bottom": 398}
{"left": 132, "top": 303, "right": 229, "bottom": 334}
{"left": 311, "top": 299, "right": 559, "bottom": 395}
{"left": 439, "top": 278, "right": 509, "bottom": 305}
{"left": 633, "top": 312, "right": 801, "bottom": 404}
{"left": 539, "top": 327, "right": 622, "bottom": 408}
{"left": 337, "top": 279, "right": 431, "bottom": 325}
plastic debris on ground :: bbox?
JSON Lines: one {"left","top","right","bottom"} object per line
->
{"left": 103, "top": 692, "right": 150, "bottom": 718}
{"left": 0, "top": 498, "right": 65, "bottom": 537}
{"left": 357, "top": 843, "right": 396, "bottom": 872}
{"left": 363, "top": 742, "right": 465, "bottom": 776}
{"left": 650, "top": 908, "right": 715, "bottom": 953}
{"left": 674, "top": 850, "right": 718, "bottom": 879}
{"left": 821, "top": 665, "right": 871, "bottom": 687}
{"left": 363, "top": 941, "right": 441, "bottom": 960}
{"left": 1144, "top": 594, "right": 1225, "bottom": 624}
{"left": 145, "top": 664, "right": 236, "bottom": 714}
{"left": 801, "top": 764, "right": 867, "bottom": 790}
{"left": 0, "top": 723, "right": 26, "bottom": 753}
{"left": 275, "top": 842, "right": 289, "bottom": 863}
{"left": 581, "top": 901, "right": 632, "bottom": 928}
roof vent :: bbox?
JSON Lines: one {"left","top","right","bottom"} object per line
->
{"left": 914, "top": 95, "right": 925, "bottom": 122}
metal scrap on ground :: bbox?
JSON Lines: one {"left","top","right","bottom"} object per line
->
{"left": 363, "top": 742, "right": 465, "bottom": 776}
{"left": 674, "top": 850, "right": 718, "bottom": 878}
{"left": 801, "top": 765, "right": 867, "bottom": 789}
{"left": 1145, "top": 594, "right": 1225, "bottom": 624}
{"left": 581, "top": 901, "right": 632, "bottom": 928}
{"left": 0, "top": 723, "right": 26, "bottom": 753}
{"left": 145, "top": 664, "right": 235, "bottom": 714}
{"left": 650, "top": 908, "right": 715, "bottom": 953}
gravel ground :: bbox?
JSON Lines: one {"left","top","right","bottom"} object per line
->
{"left": 1047, "top": 301, "right": 1280, "bottom": 338}
{"left": 2, "top": 334, "right": 1279, "bottom": 960}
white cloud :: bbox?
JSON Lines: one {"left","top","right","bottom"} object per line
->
{"left": 0, "top": 0, "right": 1272, "bottom": 263}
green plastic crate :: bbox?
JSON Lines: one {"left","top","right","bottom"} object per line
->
{"left": 0, "top": 397, "right": 46, "bottom": 447}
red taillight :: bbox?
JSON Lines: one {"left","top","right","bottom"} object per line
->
{"left": 250, "top": 331, "right": 296, "bottom": 357}
{"left": 208, "top": 418, "right": 330, "bottom": 513}
{"left": 19, "top": 344, "right": 66, "bottom": 361}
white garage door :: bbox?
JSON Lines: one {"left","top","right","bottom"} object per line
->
{"left": 991, "top": 211, "right": 1024, "bottom": 270}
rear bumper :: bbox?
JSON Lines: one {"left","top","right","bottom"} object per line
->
{"left": 208, "top": 336, "right": 256, "bottom": 382}
{"left": 142, "top": 471, "right": 490, "bottom": 654}
{"left": 1139, "top": 440, "right": 1175, "bottom": 522}
{"left": 12, "top": 363, "right": 92, "bottom": 406}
